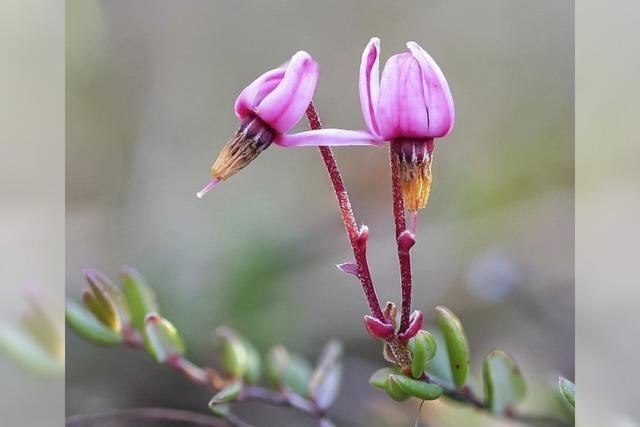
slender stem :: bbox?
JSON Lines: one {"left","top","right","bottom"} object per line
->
{"left": 305, "top": 101, "right": 384, "bottom": 321}
{"left": 389, "top": 142, "right": 414, "bottom": 332}
{"left": 429, "top": 380, "right": 570, "bottom": 427}
{"left": 65, "top": 407, "right": 244, "bottom": 427}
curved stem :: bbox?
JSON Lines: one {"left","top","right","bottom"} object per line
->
{"left": 65, "top": 407, "right": 245, "bottom": 427}
{"left": 305, "top": 102, "right": 384, "bottom": 321}
{"left": 389, "top": 142, "right": 414, "bottom": 333}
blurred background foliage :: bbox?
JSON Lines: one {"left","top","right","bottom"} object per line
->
{"left": 66, "top": 1, "right": 573, "bottom": 426}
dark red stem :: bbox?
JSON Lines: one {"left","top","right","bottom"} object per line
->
{"left": 389, "top": 141, "right": 413, "bottom": 333}
{"left": 305, "top": 102, "right": 384, "bottom": 321}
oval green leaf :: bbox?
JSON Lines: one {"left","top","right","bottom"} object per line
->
{"left": 65, "top": 299, "right": 122, "bottom": 346}
{"left": 0, "top": 322, "right": 64, "bottom": 377}
{"left": 483, "top": 350, "right": 527, "bottom": 414}
{"left": 308, "top": 340, "right": 343, "bottom": 410}
{"left": 121, "top": 266, "right": 159, "bottom": 330}
{"left": 216, "top": 326, "right": 249, "bottom": 379}
{"left": 408, "top": 330, "right": 437, "bottom": 379}
{"left": 369, "top": 367, "right": 401, "bottom": 390}
{"left": 209, "top": 380, "right": 243, "bottom": 405}
{"left": 143, "top": 313, "right": 185, "bottom": 363}
{"left": 266, "top": 345, "right": 312, "bottom": 396}
{"left": 435, "top": 306, "right": 469, "bottom": 389}
{"left": 389, "top": 374, "right": 443, "bottom": 401}
{"left": 385, "top": 375, "right": 411, "bottom": 401}
{"left": 559, "top": 377, "right": 575, "bottom": 408}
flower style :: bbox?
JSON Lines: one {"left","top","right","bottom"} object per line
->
{"left": 197, "top": 51, "right": 380, "bottom": 198}
{"left": 359, "top": 37, "right": 455, "bottom": 211}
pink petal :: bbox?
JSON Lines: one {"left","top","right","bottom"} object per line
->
{"left": 234, "top": 68, "right": 286, "bottom": 119}
{"left": 406, "top": 41, "right": 455, "bottom": 138}
{"left": 377, "top": 53, "right": 430, "bottom": 140}
{"left": 359, "top": 37, "right": 381, "bottom": 136}
{"left": 256, "top": 51, "right": 319, "bottom": 133}
{"left": 336, "top": 262, "right": 360, "bottom": 277}
{"left": 277, "top": 129, "right": 384, "bottom": 147}
{"left": 397, "top": 310, "right": 424, "bottom": 341}
{"left": 363, "top": 315, "right": 395, "bottom": 339}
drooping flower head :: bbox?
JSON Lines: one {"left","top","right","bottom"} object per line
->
{"left": 359, "top": 37, "right": 455, "bottom": 211}
{"left": 198, "top": 51, "right": 378, "bottom": 198}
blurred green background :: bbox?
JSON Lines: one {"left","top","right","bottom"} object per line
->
{"left": 66, "top": 1, "right": 573, "bottom": 426}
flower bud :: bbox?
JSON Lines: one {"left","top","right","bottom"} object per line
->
{"left": 363, "top": 315, "right": 395, "bottom": 340}
{"left": 397, "top": 310, "right": 424, "bottom": 341}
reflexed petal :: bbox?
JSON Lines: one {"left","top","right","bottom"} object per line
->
{"left": 359, "top": 37, "right": 381, "bottom": 136}
{"left": 234, "top": 68, "right": 286, "bottom": 119}
{"left": 377, "top": 53, "right": 429, "bottom": 140}
{"left": 407, "top": 41, "right": 455, "bottom": 137}
{"left": 256, "top": 51, "right": 319, "bottom": 133}
{"left": 277, "top": 129, "right": 384, "bottom": 147}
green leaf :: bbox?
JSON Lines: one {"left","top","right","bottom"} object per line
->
{"left": 308, "top": 340, "right": 343, "bottom": 410}
{"left": 369, "top": 367, "right": 401, "bottom": 390}
{"left": 208, "top": 402, "right": 230, "bottom": 418}
{"left": 266, "top": 345, "right": 313, "bottom": 396}
{"left": 389, "top": 374, "right": 443, "bottom": 401}
{"left": 558, "top": 377, "right": 575, "bottom": 408}
{"left": 84, "top": 269, "right": 130, "bottom": 329}
{"left": 209, "top": 381, "right": 243, "bottom": 405}
{"left": 238, "top": 336, "right": 262, "bottom": 384}
{"left": 65, "top": 299, "right": 122, "bottom": 346}
{"left": 216, "top": 326, "right": 249, "bottom": 378}
{"left": 435, "top": 306, "right": 469, "bottom": 389}
{"left": 483, "top": 350, "right": 527, "bottom": 414}
{"left": 385, "top": 375, "right": 411, "bottom": 401}
{"left": 408, "top": 330, "right": 437, "bottom": 379}
{"left": 0, "top": 322, "right": 64, "bottom": 377}
{"left": 143, "top": 313, "right": 185, "bottom": 363}
{"left": 121, "top": 266, "right": 159, "bottom": 330}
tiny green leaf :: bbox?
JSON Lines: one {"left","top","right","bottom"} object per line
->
{"left": 216, "top": 326, "right": 249, "bottom": 379}
{"left": 408, "top": 330, "right": 437, "bottom": 379}
{"left": 121, "top": 266, "right": 159, "bottom": 330}
{"left": 435, "top": 306, "right": 469, "bottom": 389}
{"left": 143, "top": 313, "right": 185, "bottom": 363}
{"left": 0, "top": 322, "right": 64, "bottom": 377}
{"left": 209, "top": 381, "right": 243, "bottom": 405}
{"left": 389, "top": 374, "right": 443, "bottom": 401}
{"left": 266, "top": 345, "right": 313, "bottom": 396}
{"left": 238, "top": 336, "right": 262, "bottom": 384}
{"left": 208, "top": 402, "right": 230, "bottom": 418}
{"left": 369, "top": 367, "right": 401, "bottom": 390}
{"left": 483, "top": 350, "right": 527, "bottom": 414}
{"left": 65, "top": 299, "right": 122, "bottom": 346}
{"left": 385, "top": 375, "right": 411, "bottom": 401}
{"left": 559, "top": 377, "right": 575, "bottom": 408}
{"left": 84, "top": 269, "right": 130, "bottom": 328}
{"left": 308, "top": 340, "right": 343, "bottom": 410}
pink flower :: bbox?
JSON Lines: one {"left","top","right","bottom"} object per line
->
{"left": 359, "top": 37, "right": 455, "bottom": 211}
{"left": 360, "top": 38, "right": 455, "bottom": 141}
{"left": 197, "top": 51, "right": 379, "bottom": 198}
